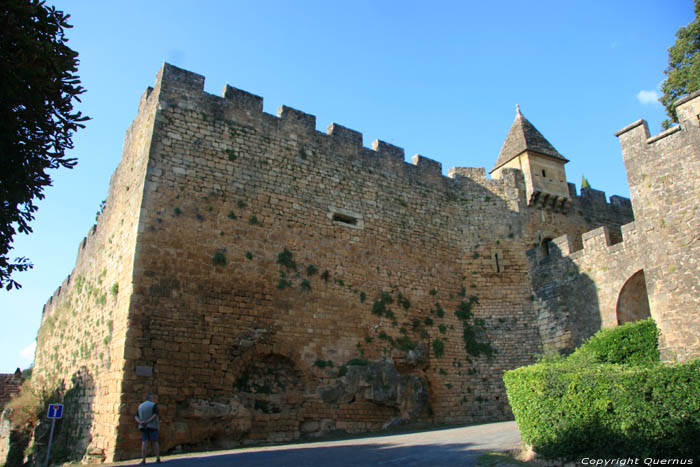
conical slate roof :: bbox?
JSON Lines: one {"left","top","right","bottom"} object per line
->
{"left": 490, "top": 105, "right": 568, "bottom": 173}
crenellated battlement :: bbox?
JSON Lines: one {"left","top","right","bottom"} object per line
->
{"left": 616, "top": 90, "right": 700, "bottom": 155}
{"left": 546, "top": 220, "right": 638, "bottom": 260}
{"left": 566, "top": 183, "right": 633, "bottom": 214}
{"left": 147, "top": 63, "right": 533, "bottom": 201}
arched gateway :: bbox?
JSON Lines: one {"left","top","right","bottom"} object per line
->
{"left": 616, "top": 270, "right": 651, "bottom": 325}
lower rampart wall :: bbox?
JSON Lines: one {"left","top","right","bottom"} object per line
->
{"left": 32, "top": 86, "right": 158, "bottom": 462}
{"left": 530, "top": 222, "right": 647, "bottom": 354}
{"left": 534, "top": 97, "right": 700, "bottom": 361}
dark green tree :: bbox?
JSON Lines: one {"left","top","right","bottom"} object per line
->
{"left": 660, "top": 0, "right": 700, "bottom": 129}
{"left": 0, "top": 0, "right": 88, "bottom": 290}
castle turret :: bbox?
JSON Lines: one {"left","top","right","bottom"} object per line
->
{"left": 490, "top": 105, "right": 570, "bottom": 211}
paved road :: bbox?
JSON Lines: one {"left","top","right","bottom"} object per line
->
{"left": 105, "top": 421, "right": 521, "bottom": 467}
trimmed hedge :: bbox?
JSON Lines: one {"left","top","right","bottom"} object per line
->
{"left": 504, "top": 320, "right": 700, "bottom": 459}
{"left": 569, "top": 319, "right": 660, "bottom": 366}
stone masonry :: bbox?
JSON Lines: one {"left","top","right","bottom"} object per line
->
{"left": 30, "top": 63, "right": 697, "bottom": 462}
{"left": 0, "top": 369, "right": 22, "bottom": 411}
{"left": 533, "top": 89, "right": 700, "bottom": 362}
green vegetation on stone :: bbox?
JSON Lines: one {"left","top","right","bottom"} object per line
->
{"left": 212, "top": 251, "right": 226, "bottom": 266}
{"left": 432, "top": 338, "right": 445, "bottom": 357}
{"left": 503, "top": 319, "right": 700, "bottom": 459}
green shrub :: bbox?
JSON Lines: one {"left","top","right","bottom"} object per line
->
{"left": 504, "top": 361, "right": 700, "bottom": 459}
{"left": 212, "top": 251, "right": 226, "bottom": 266}
{"left": 569, "top": 319, "right": 659, "bottom": 366}
{"left": 276, "top": 248, "right": 297, "bottom": 271}
{"left": 371, "top": 292, "right": 396, "bottom": 320}
{"left": 503, "top": 320, "right": 697, "bottom": 459}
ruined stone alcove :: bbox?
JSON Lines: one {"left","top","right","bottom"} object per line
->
{"left": 235, "top": 353, "right": 305, "bottom": 416}
{"left": 616, "top": 269, "right": 651, "bottom": 325}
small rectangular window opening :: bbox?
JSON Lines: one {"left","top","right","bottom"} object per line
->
{"left": 495, "top": 253, "right": 501, "bottom": 273}
{"left": 332, "top": 212, "right": 358, "bottom": 226}
{"left": 541, "top": 169, "right": 547, "bottom": 177}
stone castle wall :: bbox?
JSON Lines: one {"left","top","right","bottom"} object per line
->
{"left": 531, "top": 90, "right": 700, "bottom": 361}
{"left": 32, "top": 86, "right": 159, "bottom": 460}
{"left": 115, "top": 64, "right": 545, "bottom": 457}
{"left": 32, "top": 63, "right": 638, "bottom": 461}
{"left": 615, "top": 92, "right": 700, "bottom": 361}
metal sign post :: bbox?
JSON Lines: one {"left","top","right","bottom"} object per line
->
{"left": 44, "top": 404, "right": 63, "bottom": 467}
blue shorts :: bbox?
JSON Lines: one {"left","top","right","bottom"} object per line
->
{"left": 140, "top": 428, "right": 158, "bottom": 442}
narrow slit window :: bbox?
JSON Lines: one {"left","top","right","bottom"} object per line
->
{"left": 491, "top": 249, "right": 503, "bottom": 273}
{"left": 541, "top": 169, "right": 547, "bottom": 177}
{"left": 332, "top": 212, "right": 358, "bottom": 226}
{"left": 540, "top": 238, "right": 553, "bottom": 257}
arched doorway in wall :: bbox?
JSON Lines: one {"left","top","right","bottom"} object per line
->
{"left": 616, "top": 269, "right": 651, "bottom": 324}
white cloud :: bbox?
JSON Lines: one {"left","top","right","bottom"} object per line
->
{"left": 19, "top": 342, "right": 36, "bottom": 360}
{"left": 637, "top": 90, "right": 660, "bottom": 105}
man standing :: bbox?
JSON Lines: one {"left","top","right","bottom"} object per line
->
{"left": 135, "top": 393, "right": 161, "bottom": 464}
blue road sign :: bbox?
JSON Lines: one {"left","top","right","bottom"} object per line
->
{"left": 47, "top": 404, "right": 63, "bottom": 419}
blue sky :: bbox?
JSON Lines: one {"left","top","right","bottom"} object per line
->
{"left": 0, "top": 0, "right": 694, "bottom": 373}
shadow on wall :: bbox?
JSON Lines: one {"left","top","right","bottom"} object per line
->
{"left": 29, "top": 367, "right": 97, "bottom": 466}
{"left": 528, "top": 241, "right": 601, "bottom": 354}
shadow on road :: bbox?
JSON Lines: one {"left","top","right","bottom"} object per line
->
{"left": 104, "top": 421, "right": 521, "bottom": 467}
{"left": 116, "top": 441, "right": 488, "bottom": 467}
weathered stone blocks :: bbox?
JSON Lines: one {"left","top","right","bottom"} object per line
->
{"left": 30, "top": 63, "right": 663, "bottom": 462}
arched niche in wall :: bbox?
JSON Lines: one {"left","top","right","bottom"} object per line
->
{"left": 616, "top": 269, "right": 651, "bottom": 325}
{"left": 538, "top": 238, "right": 554, "bottom": 258}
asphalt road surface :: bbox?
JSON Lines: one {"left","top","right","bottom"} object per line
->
{"left": 105, "top": 421, "right": 521, "bottom": 467}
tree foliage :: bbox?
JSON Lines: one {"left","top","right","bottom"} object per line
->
{"left": 660, "top": 0, "right": 700, "bottom": 129}
{"left": 0, "top": 0, "right": 88, "bottom": 290}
